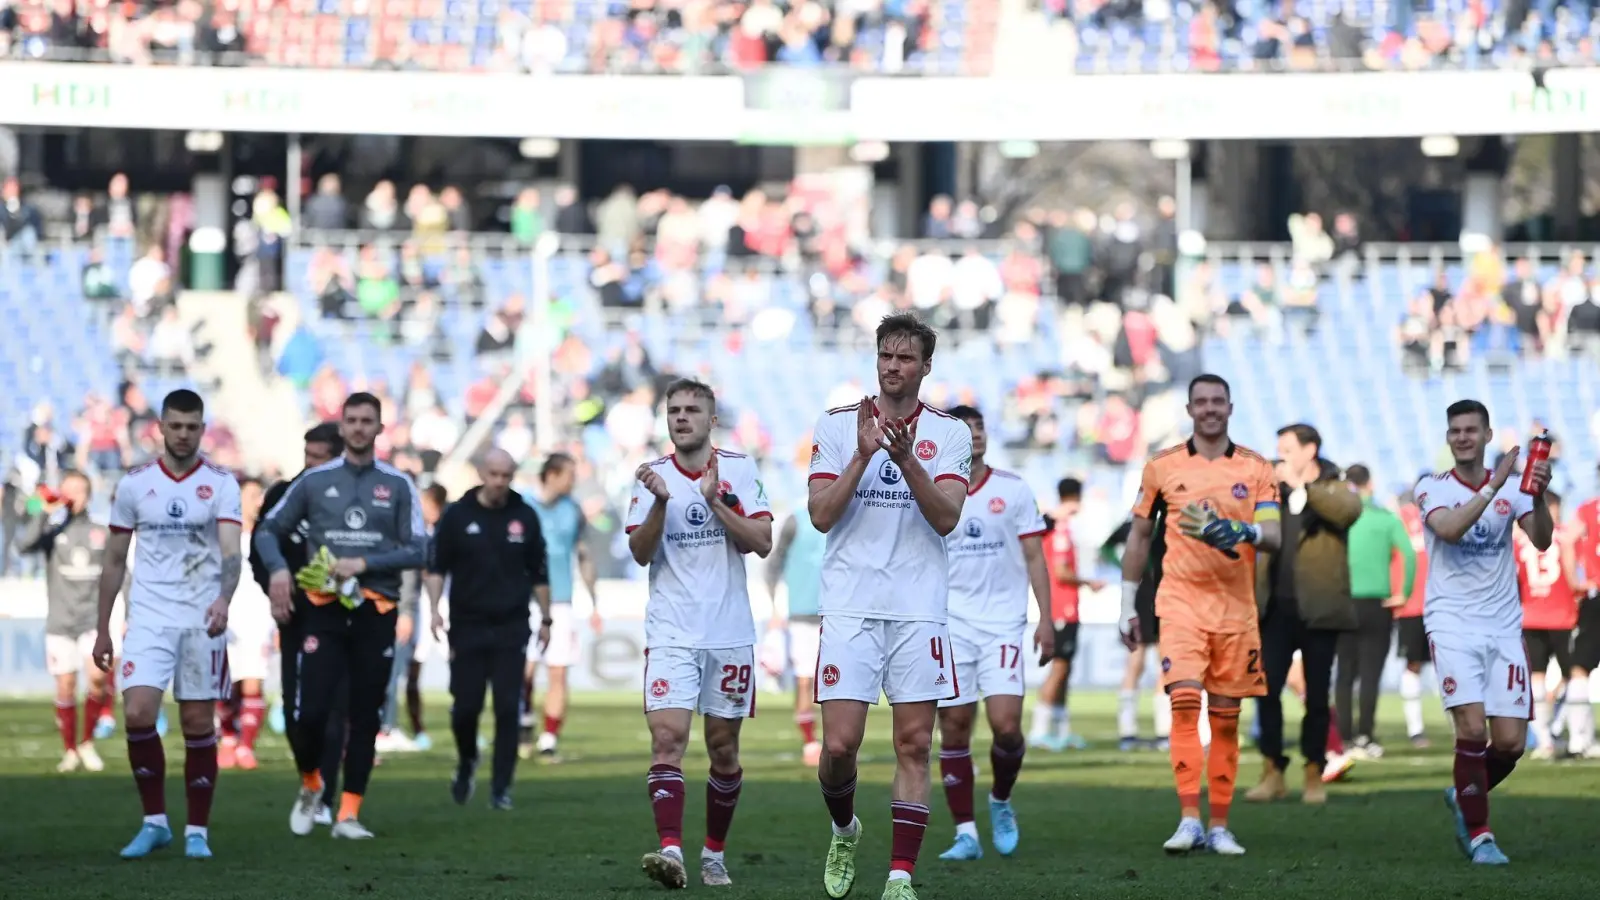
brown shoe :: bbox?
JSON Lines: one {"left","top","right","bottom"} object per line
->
{"left": 1244, "top": 759, "right": 1288, "bottom": 802}
{"left": 1302, "top": 762, "right": 1327, "bottom": 804}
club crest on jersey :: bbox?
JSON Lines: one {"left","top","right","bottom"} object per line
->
{"left": 196, "top": 484, "right": 213, "bottom": 500}
{"left": 122, "top": 660, "right": 135, "bottom": 678}
{"left": 810, "top": 443, "right": 821, "bottom": 465}
{"left": 915, "top": 440, "right": 937, "bottom": 461}
{"left": 821, "top": 664, "right": 840, "bottom": 687}
{"left": 166, "top": 498, "right": 187, "bottom": 519}
{"left": 989, "top": 496, "right": 1007, "bottom": 514}
{"left": 1161, "top": 657, "right": 1172, "bottom": 673}
{"left": 372, "top": 484, "right": 392, "bottom": 507}
{"left": 1231, "top": 483, "right": 1248, "bottom": 499}
{"left": 685, "top": 502, "right": 711, "bottom": 527}
{"left": 879, "top": 460, "right": 902, "bottom": 484}
{"left": 508, "top": 519, "right": 525, "bottom": 543}
{"left": 1442, "top": 676, "right": 1457, "bottom": 696}
{"left": 345, "top": 507, "right": 368, "bottom": 530}
{"left": 1494, "top": 498, "right": 1512, "bottom": 515}
{"left": 719, "top": 480, "right": 732, "bottom": 496}
{"left": 650, "top": 678, "right": 670, "bottom": 699}
{"left": 963, "top": 518, "right": 984, "bottom": 539}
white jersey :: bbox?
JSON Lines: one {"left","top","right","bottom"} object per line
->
{"left": 1416, "top": 470, "right": 1535, "bottom": 639}
{"left": 111, "top": 458, "right": 243, "bottom": 631}
{"left": 808, "top": 400, "right": 974, "bottom": 623}
{"left": 946, "top": 468, "right": 1048, "bottom": 629}
{"left": 625, "top": 449, "right": 771, "bottom": 650}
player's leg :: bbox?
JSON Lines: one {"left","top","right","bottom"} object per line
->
{"left": 815, "top": 617, "right": 879, "bottom": 899}
{"left": 1399, "top": 618, "right": 1430, "bottom": 746}
{"left": 79, "top": 645, "right": 110, "bottom": 771}
{"left": 697, "top": 646, "right": 754, "bottom": 887}
{"left": 86, "top": 638, "right": 117, "bottom": 743}
{"left": 376, "top": 626, "right": 413, "bottom": 753}
{"left": 1246, "top": 609, "right": 1294, "bottom": 803}
{"left": 518, "top": 657, "right": 538, "bottom": 757}
{"left": 1354, "top": 602, "right": 1392, "bottom": 751}
{"left": 790, "top": 620, "right": 822, "bottom": 765}
{"left": 640, "top": 646, "right": 698, "bottom": 889}
{"left": 447, "top": 632, "right": 490, "bottom": 805}
{"left": 983, "top": 690, "right": 1027, "bottom": 857}
{"left": 405, "top": 656, "right": 427, "bottom": 749}
{"left": 1200, "top": 629, "right": 1259, "bottom": 855}
{"left": 538, "top": 605, "right": 576, "bottom": 758}
{"left": 331, "top": 606, "right": 398, "bottom": 837}
{"left": 235, "top": 678, "right": 265, "bottom": 768}
{"left": 487, "top": 639, "right": 527, "bottom": 807}
{"left": 1434, "top": 634, "right": 1499, "bottom": 860}
{"left": 1031, "top": 656, "right": 1067, "bottom": 751}
{"left": 172, "top": 628, "right": 231, "bottom": 860}
{"left": 1333, "top": 628, "right": 1359, "bottom": 746}
{"left": 278, "top": 616, "right": 303, "bottom": 759}
{"left": 118, "top": 626, "right": 177, "bottom": 858}
{"left": 1570, "top": 595, "right": 1600, "bottom": 755}
{"left": 287, "top": 622, "right": 347, "bottom": 835}
{"left": 1116, "top": 641, "right": 1144, "bottom": 750}
{"left": 880, "top": 619, "right": 962, "bottom": 895}
{"left": 47, "top": 635, "right": 82, "bottom": 772}
{"left": 1526, "top": 632, "right": 1555, "bottom": 756}
{"left": 934, "top": 703, "right": 981, "bottom": 859}
{"left": 1474, "top": 636, "right": 1529, "bottom": 863}
{"left": 1298, "top": 627, "right": 1339, "bottom": 801}
{"left": 1155, "top": 622, "right": 1209, "bottom": 852}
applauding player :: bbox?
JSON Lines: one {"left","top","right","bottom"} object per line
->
{"left": 808, "top": 314, "right": 972, "bottom": 900}
{"left": 93, "top": 390, "right": 245, "bottom": 860}
{"left": 1419, "top": 400, "right": 1552, "bottom": 865}
{"left": 626, "top": 379, "right": 773, "bottom": 889}
{"left": 1118, "top": 375, "right": 1280, "bottom": 857}
{"left": 932, "top": 406, "right": 1052, "bottom": 862}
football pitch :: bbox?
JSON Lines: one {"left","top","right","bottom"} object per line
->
{"left": 3, "top": 691, "right": 1599, "bottom": 900}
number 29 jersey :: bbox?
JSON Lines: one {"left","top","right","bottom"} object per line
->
{"left": 808, "top": 401, "right": 973, "bottom": 624}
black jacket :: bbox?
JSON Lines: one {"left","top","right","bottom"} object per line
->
{"left": 249, "top": 474, "right": 313, "bottom": 615}
{"left": 428, "top": 487, "right": 549, "bottom": 637}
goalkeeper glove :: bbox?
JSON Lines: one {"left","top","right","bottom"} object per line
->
{"left": 296, "top": 546, "right": 364, "bottom": 609}
{"left": 1177, "top": 503, "right": 1259, "bottom": 559}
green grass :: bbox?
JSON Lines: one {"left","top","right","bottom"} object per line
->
{"left": 3, "top": 691, "right": 1598, "bottom": 899}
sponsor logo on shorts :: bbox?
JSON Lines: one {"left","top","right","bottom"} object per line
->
{"left": 1161, "top": 656, "right": 1172, "bottom": 673}
{"left": 1494, "top": 498, "right": 1512, "bottom": 516}
{"left": 821, "top": 664, "right": 840, "bottom": 687}
{"left": 650, "top": 678, "right": 670, "bottom": 699}
{"left": 122, "top": 660, "right": 135, "bottom": 678}
{"left": 1442, "top": 676, "right": 1457, "bottom": 695}
{"left": 915, "top": 440, "right": 937, "bottom": 461}
{"left": 989, "top": 496, "right": 1006, "bottom": 514}
{"left": 196, "top": 484, "right": 213, "bottom": 500}
{"left": 1232, "top": 482, "right": 1248, "bottom": 499}
{"left": 303, "top": 636, "right": 319, "bottom": 654}
{"left": 934, "top": 673, "right": 947, "bottom": 686}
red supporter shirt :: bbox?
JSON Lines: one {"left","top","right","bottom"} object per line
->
{"left": 1393, "top": 502, "right": 1428, "bottom": 618}
{"left": 1517, "top": 526, "right": 1579, "bottom": 631}
{"left": 1043, "top": 521, "right": 1081, "bottom": 623}
{"left": 1577, "top": 498, "right": 1600, "bottom": 593}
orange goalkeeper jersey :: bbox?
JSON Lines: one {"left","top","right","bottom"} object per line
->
{"left": 1132, "top": 439, "right": 1279, "bottom": 634}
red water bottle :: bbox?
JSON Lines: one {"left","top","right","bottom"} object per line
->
{"left": 1520, "top": 430, "right": 1552, "bottom": 495}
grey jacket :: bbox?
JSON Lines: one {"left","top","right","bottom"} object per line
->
{"left": 19, "top": 509, "right": 110, "bottom": 636}
{"left": 254, "top": 457, "right": 425, "bottom": 601}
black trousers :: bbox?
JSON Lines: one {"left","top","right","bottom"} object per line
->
{"left": 279, "top": 605, "right": 348, "bottom": 807}
{"left": 1258, "top": 594, "right": 1340, "bottom": 772}
{"left": 450, "top": 626, "right": 531, "bottom": 796}
{"left": 293, "top": 602, "right": 397, "bottom": 798}
{"left": 1336, "top": 598, "right": 1394, "bottom": 741}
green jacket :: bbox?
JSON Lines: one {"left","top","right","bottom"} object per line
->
{"left": 1347, "top": 499, "right": 1416, "bottom": 600}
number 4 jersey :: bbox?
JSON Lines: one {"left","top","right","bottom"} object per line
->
{"left": 625, "top": 450, "right": 772, "bottom": 650}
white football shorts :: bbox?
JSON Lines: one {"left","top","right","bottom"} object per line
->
{"left": 120, "top": 624, "right": 231, "bottom": 701}
{"left": 789, "top": 620, "right": 821, "bottom": 681}
{"left": 45, "top": 631, "right": 99, "bottom": 677}
{"left": 529, "top": 602, "right": 579, "bottom": 668}
{"left": 938, "top": 620, "right": 1028, "bottom": 708}
{"left": 643, "top": 645, "right": 756, "bottom": 719}
{"left": 814, "top": 616, "right": 959, "bottom": 706}
{"left": 1430, "top": 630, "right": 1533, "bottom": 720}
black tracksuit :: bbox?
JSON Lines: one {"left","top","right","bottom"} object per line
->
{"left": 250, "top": 475, "right": 345, "bottom": 807}
{"left": 428, "top": 487, "right": 549, "bottom": 797}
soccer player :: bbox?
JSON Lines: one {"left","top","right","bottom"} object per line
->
{"left": 220, "top": 476, "right": 271, "bottom": 770}
{"left": 1117, "top": 374, "right": 1280, "bottom": 857}
{"left": 763, "top": 502, "right": 827, "bottom": 766}
{"left": 20, "top": 470, "right": 115, "bottom": 773}
{"left": 91, "top": 389, "right": 245, "bottom": 860}
{"left": 1394, "top": 488, "right": 1432, "bottom": 748}
{"left": 1568, "top": 482, "right": 1600, "bottom": 756}
{"left": 523, "top": 452, "right": 599, "bottom": 761}
{"left": 1419, "top": 399, "right": 1552, "bottom": 865}
{"left": 1516, "top": 490, "right": 1578, "bottom": 757}
{"left": 808, "top": 314, "right": 972, "bottom": 900}
{"left": 933, "top": 406, "right": 1051, "bottom": 862}
{"left": 1102, "top": 516, "right": 1173, "bottom": 751}
{"left": 626, "top": 379, "right": 772, "bottom": 889}
{"left": 1030, "top": 477, "right": 1106, "bottom": 751}
{"left": 257, "top": 393, "right": 426, "bottom": 840}
{"left": 379, "top": 481, "right": 447, "bottom": 754}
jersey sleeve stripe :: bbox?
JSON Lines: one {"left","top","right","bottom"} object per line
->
{"left": 110, "top": 525, "right": 132, "bottom": 533}
{"left": 1018, "top": 528, "right": 1048, "bottom": 539}
{"left": 808, "top": 473, "right": 839, "bottom": 483}
{"left": 934, "top": 473, "right": 969, "bottom": 486}
{"left": 624, "top": 524, "right": 641, "bottom": 534}
{"left": 747, "top": 511, "right": 774, "bottom": 520}
{"left": 216, "top": 517, "right": 241, "bottom": 525}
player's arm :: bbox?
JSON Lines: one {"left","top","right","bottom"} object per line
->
{"left": 1519, "top": 494, "right": 1555, "bottom": 553}
{"left": 764, "top": 515, "right": 798, "bottom": 602}
{"left": 1304, "top": 479, "right": 1362, "bottom": 529}
{"left": 1428, "top": 452, "right": 1519, "bottom": 544}
{"left": 249, "top": 480, "right": 288, "bottom": 591}
{"left": 254, "top": 475, "right": 309, "bottom": 575}
{"left": 96, "top": 478, "right": 137, "bottom": 646}
{"left": 808, "top": 408, "right": 874, "bottom": 533}
{"left": 216, "top": 520, "right": 244, "bottom": 605}
{"left": 362, "top": 477, "right": 427, "bottom": 573}
{"left": 711, "top": 456, "right": 774, "bottom": 556}
{"left": 1021, "top": 534, "right": 1052, "bottom": 623}
{"left": 626, "top": 470, "right": 669, "bottom": 566}
{"left": 423, "top": 504, "right": 454, "bottom": 635}
{"left": 1560, "top": 527, "right": 1582, "bottom": 593}
{"left": 885, "top": 416, "right": 968, "bottom": 536}
{"left": 523, "top": 511, "right": 553, "bottom": 628}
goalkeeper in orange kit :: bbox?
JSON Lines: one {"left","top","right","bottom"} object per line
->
{"left": 1116, "top": 375, "right": 1281, "bottom": 856}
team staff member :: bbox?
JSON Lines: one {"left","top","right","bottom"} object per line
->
{"left": 1338, "top": 464, "right": 1416, "bottom": 756}
{"left": 21, "top": 470, "right": 116, "bottom": 773}
{"left": 1246, "top": 425, "right": 1360, "bottom": 806}
{"left": 257, "top": 393, "right": 426, "bottom": 840}
{"left": 427, "top": 450, "right": 552, "bottom": 810}
{"left": 249, "top": 422, "right": 345, "bottom": 823}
